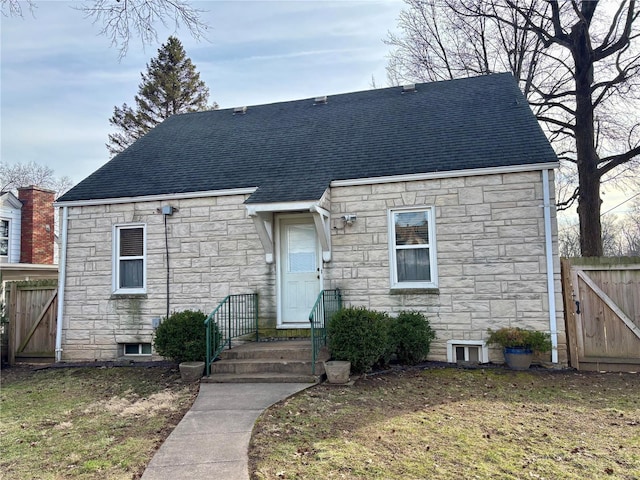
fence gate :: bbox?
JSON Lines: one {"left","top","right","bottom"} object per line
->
{"left": 6, "top": 280, "right": 58, "bottom": 365}
{"left": 562, "top": 258, "right": 640, "bottom": 372}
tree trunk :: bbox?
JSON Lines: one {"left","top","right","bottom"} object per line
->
{"left": 572, "top": 18, "right": 603, "bottom": 257}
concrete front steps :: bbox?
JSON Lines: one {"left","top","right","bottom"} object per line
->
{"left": 202, "top": 339, "right": 329, "bottom": 383}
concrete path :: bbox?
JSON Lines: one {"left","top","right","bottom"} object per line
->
{"left": 141, "top": 383, "right": 311, "bottom": 480}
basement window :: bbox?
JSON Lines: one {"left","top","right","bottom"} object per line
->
{"left": 447, "top": 340, "right": 488, "bottom": 364}
{"left": 123, "top": 343, "right": 152, "bottom": 356}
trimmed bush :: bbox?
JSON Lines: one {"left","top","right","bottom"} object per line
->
{"left": 486, "top": 327, "right": 551, "bottom": 353}
{"left": 327, "top": 306, "right": 390, "bottom": 374}
{"left": 154, "top": 310, "right": 207, "bottom": 363}
{"left": 392, "top": 311, "right": 436, "bottom": 365}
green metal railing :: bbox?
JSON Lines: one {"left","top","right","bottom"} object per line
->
{"left": 309, "top": 289, "right": 342, "bottom": 374}
{"left": 205, "top": 293, "right": 259, "bottom": 376}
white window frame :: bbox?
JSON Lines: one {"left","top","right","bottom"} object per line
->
{"left": 447, "top": 340, "right": 489, "bottom": 364}
{"left": 0, "top": 219, "right": 9, "bottom": 258}
{"left": 388, "top": 206, "right": 438, "bottom": 289}
{"left": 113, "top": 223, "right": 147, "bottom": 295}
{"left": 123, "top": 343, "right": 152, "bottom": 356}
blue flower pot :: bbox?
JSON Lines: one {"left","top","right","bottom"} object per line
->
{"left": 503, "top": 347, "right": 533, "bottom": 370}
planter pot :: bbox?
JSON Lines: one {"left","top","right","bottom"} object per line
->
{"left": 503, "top": 347, "right": 533, "bottom": 370}
{"left": 324, "top": 360, "right": 351, "bottom": 384}
{"left": 179, "top": 361, "right": 205, "bottom": 383}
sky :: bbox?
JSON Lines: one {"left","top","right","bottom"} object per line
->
{"left": 1, "top": 0, "right": 404, "bottom": 184}
{"left": 0, "top": 0, "right": 632, "bottom": 220}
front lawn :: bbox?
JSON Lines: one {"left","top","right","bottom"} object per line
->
{"left": 0, "top": 365, "right": 198, "bottom": 479}
{"left": 250, "top": 367, "right": 640, "bottom": 479}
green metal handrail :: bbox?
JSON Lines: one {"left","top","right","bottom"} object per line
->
{"left": 309, "top": 289, "right": 342, "bottom": 374}
{"left": 205, "top": 293, "right": 259, "bottom": 376}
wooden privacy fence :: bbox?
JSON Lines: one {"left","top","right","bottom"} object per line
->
{"left": 561, "top": 257, "right": 640, "bottom": 372}
{"left": 5, "top": 280, "right": 58, "bottom": 365}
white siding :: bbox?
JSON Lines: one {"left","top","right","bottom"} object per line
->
{"left": 0, "top": 198, "right": 22, "bottom": 264}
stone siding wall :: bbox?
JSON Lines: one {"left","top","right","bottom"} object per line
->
{"left": 61, "top": 169, "right": 565, "bottom": 364}
{"left": 61, "top": 194, "right": 275, "bottom": 360}
{"left": 327, "top": 170, "right": 566, "bottom": 363}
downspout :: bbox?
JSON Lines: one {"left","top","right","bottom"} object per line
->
{"left": 542, "top": 169, "right": 558, "bottom": 363}
{"left": 55, "top": 206, "right": 69, "bottom": 362}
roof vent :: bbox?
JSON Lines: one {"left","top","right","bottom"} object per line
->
{"left": 314, "top": 95, "right": 328, "bottom": 105}
{"left": 402, "top": 84, "right": 416, "bottom": 93}
{"left": 233, "top": 106, "right": 247, "bottom": 115}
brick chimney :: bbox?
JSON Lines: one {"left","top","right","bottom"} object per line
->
{"left": 17, "top": 186, "right": 55, "bottom": 265}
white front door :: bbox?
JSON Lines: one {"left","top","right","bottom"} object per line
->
{"left": 278, "top": 215, "right": 321, "bottom": 327}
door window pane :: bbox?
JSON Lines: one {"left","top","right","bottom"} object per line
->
{"left": 287, "top": 224, "right": 316, "bottom": 273}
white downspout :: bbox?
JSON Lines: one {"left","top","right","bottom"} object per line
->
{"left": 55, "top": 206, "right": 68, "bottom": 362}
{"left": 542, "top": 169, "right": 558, "bottom": 363}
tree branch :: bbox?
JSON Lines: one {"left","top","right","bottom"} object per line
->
{"left": 74, "top": 0, "right": 209, "bottom": 59}
{"left": 598, "top": 146, "right": 640, "bottom": 177}
{"left": 594, "top": 0, "right": 637, "bottom": 61}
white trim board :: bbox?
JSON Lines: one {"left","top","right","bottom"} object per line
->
{"left": 331, "top": 162, "right": 559, "bottom": 187}
{"left": 54, "top": 187, "right": 257, "bottom": 208}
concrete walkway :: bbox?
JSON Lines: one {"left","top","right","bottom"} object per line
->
{"left": 141, "top": 383, "right": 312, "bottom": 480}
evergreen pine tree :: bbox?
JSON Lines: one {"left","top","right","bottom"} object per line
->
{"left": 107, "top": 36, "right": 214, "bottom": 156}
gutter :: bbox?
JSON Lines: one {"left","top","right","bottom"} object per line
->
{"left": 55, "top": 206, "right": 68, "bottom": 362}
{"left": 542, "top": 169, "right": 559, "bottom": 363}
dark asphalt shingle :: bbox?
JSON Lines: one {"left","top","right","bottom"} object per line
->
{"left": 58, "top": 73, "right": 557, "bottom": 204}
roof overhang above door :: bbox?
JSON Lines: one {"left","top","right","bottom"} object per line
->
{"left": 246, "top": 201, "right": 331, "bottom": 264}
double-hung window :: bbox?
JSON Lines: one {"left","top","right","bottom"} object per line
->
{"left": 388, "top": 207, "right": 438, "bottom": 289}
{"left": 0, "top": 219, "right": 9, "bottom": 257}
{"left": 113, "top": 224, "right": 146, "bottom": 294}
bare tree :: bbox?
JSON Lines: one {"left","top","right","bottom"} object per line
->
{"left": 1, "top": 0, "right": 208, "bottom": 58}
{"left": 617, "top": 196, "right": 640, "bottom": 255}
{"left": 1, "top": 0, "right": 35, "bottom": 17}
{"left": 0, "top": 161, "right": 73, "bottom": 198}
{"left": 387, "top": 0, "right": 640, "bottom": 256}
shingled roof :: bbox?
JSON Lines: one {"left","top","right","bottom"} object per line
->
{"left": 57, "top": 73, "right": 557, "bottom": 205}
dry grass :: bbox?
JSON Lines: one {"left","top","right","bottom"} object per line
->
{"left": 250, "top": 367, "right": 640, "bottom": 480}
{"left": 0, "top": 365, "right": 198, "bottom": 479}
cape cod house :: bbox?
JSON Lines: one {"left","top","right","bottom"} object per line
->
{"left": 54, "top": 73, "right": 566, "bottom": 368}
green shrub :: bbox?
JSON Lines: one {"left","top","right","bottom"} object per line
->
{"left": 153, "top": 310, "right": 208, "bottom": 363}
{"left": 486, "top": 327, "right": 551, "bottom": 353}
{"left": 327, "top": 306, "right": 390, "bottom": 374}
{"left": 392, "top": 311, "right": 436, "bottom": 365}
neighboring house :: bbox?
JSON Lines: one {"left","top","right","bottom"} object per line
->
{"left": 0, "top": 191, "right": 22, "bottom": 264}
{"left": 55, "top": 73, "right": 566, "bottom": 365}
{"left": 0, "top": 186, "right": 58, "bottom": 281}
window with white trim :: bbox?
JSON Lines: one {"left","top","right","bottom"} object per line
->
{"left": 0, "top": 219, "right": 9, "bottom": 257}
{"left": 113, "top": 224, "right": 146, "bottom": 294}
{"left": 388, "top": 207, "right": 437, "bottom": 288}
{"left": 123, "top": 343, "right": 152, "bottom": 355}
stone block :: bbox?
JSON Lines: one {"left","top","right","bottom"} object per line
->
{"left": 484, "top": 188, "right": 535, "bottom": 203}
{"left": 458, "top": 187, "right": 484, "bottom": 204}
{"left": 464, "top": 263, "right": 514, "bottom": 276}
{"left": 435, "top": 194, "right": 459, "bottom": 206}
{"left": 490, "top": 299, "right": 516, "bottom": 317}
{"left": 438, "top": 222, "right": 484, "bottom": 236}
{"left": 498, "top": 225, "right": 540, "bottom": 238}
